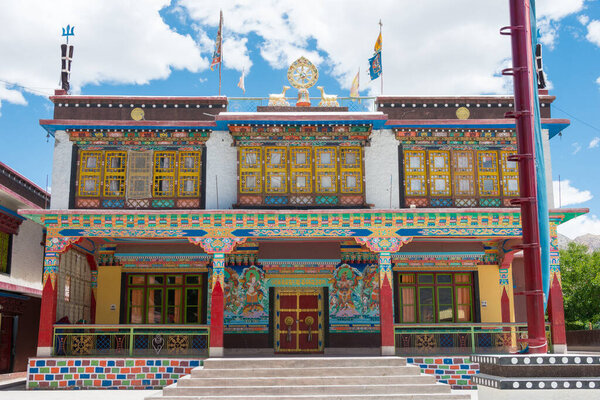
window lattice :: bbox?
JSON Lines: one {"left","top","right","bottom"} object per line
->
{"left": 103, "top": 151, "right": 127, "bottom": 197}
{"left": 428, "top": 150, "right": 451, "bottom": 196}
{"left": 153, "top": 151, "right": 176, "bottom": 197}
{"left": 477, "top": 151, "right": 500, "bottom": 196}
{"left": 501, "top": 151, "right": 519, "bottom": 196}
{"left": 314, "top": 147, "right": 338, "bottom": 193}
{"left": 290, "top": 147, "right": 312, "bottom": 193}
{"left": 340, "top": 147, "right": 363, "bottom": 194}
{"left": 404, "top": 150, "right": 427, "bottom": 196}
{"left": 451, "top": 151, "right": 476, "bottom": 196}
{"left": 78, "top": 151, "right": 103, "bottom": 197}
{"left": 178, "top": 151, "right": 201, "bottom": 197}
{"left": 239, "top": 147, "right": 262, "bottom": 194}
{"left": 265, "top": 147, "right": 287, "bottom": 194}
{"left": 126, "top": 150, "right": 153, "bottom": 200}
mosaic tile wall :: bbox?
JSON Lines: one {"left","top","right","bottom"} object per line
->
{"left": 407, "top": 356, "right": 479, "bottom": 390}
{"left": 27, "top": 358, "right": 203, "bottom": 390}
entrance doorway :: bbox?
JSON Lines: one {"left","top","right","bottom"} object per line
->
{"left": 274, "top": 287, "right": 324, "bottom": 353}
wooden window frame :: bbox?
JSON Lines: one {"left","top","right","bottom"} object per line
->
{"left": 177, "top": 151, "right": 202, "bottom": 197}
{"left": 396, "top": 271, "right": 475, "bottom": 323}
{"left": 78, "top": 151, "right": 103, "bottom": 197}
{"left": 125, "top": 272, "right": 205, "bottom": 325}
{"left": 103, "top": 151, "right": 127, "bottom": 198}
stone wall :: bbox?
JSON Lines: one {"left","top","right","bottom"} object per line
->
{"left": 407, "top": 356, "right": 479, "bottom": 390}
{"left": 27, "top": 358, "right": 202, "bottom": 390}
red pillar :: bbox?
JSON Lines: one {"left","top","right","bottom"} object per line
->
{"left": 547, "top": 274, "right": 567, "bottom": 353}
{"left": 505, "top": 0, "right": 547, "bottom": 353}
{"left": 209, "top": 253, "right": 225, "bottom": 357}
{"left": 378, "top": 252, "right": 395, "bottom": 356}
{"left": 37, "top": 258, "right": 59, "bottom": 356}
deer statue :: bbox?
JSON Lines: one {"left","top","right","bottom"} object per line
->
{"left": 268, "top": 86, "right": 291, "bottom": 107}
{"left": 317, "top": 86, "right": 339, "bottom": 107}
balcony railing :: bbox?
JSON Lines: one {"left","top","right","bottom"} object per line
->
{"left": 53, "top": 324, "right": 209, "bottom": 357}
{"left": 394, "top": 322, "right": 552, "bottom": 355}
{"left": 227, "top": 97, "right": 376, "bottom": 113}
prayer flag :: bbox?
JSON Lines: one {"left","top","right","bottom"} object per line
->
{"left": 210, "top": 10, "right": 223, "bottom": 71}
{"left": 368, "top": 51, "right": 382, "bottom": 80}
{"left": 374, "top": 32, "right": 382, "bottom": 53}
{"left": 350, "top": 68, "right": 359, "bottom": 97}
{"left": 237, "top": 68, "right": 245, "bottom": 93}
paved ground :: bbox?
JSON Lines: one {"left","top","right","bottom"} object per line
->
{"left": 0, "top": 388, "right": 478, "bottom": 399}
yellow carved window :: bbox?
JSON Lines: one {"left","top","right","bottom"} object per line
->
{"left": 340, "top": 147, "right": 362, "bottom": 194}
{"left": 153, "top": 151, "right": 176, "bottom": 197}
{"left": 314, "top": 147, "right": 338, "bottom": 193}
{"left": 451, "top": 150, "right": 475, "bottom": 196}
{"left": 428, "top": 150, "right": 451, "bottom": 196}
{"left": 265, "top": 147, "right": 287, "bottom": 194}
{"left": 103, "top": 151, "right": 127, "bottom": 197}
{"left": 404, "top": 150, "right": 427, "bottom": 196}
{"left": 239, "top": 147, "right": 262, "bottom": 194}
{"left": 477, "top": 151, "right": 500, "bottom": 196}
{"left": 178, "top": 151, "right": 201, "bottom": 197}
{"left": 501, "top": 151, "right": 519, "bottom": 197}
{"left": 290, "top": 147, "right": 312, "bottom": 193}
{"left": 78, "top": 151, "right": 103, "bottom": 197}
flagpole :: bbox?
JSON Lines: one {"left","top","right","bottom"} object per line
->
{"left": 379, "top": 19, "right": 383, "bottom": 95}
{"left": 219, "top": 11, "right": 223, "bottom": 96}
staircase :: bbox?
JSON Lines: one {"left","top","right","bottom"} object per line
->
{"left": 147, "top": 356, "right": 471, "bottom": 399}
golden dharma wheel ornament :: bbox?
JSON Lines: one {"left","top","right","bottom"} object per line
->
{"left": 456, "top": 107, "right": 470, "bottom": 120}
{"left": 287, "top": 56, "right": 318, "bottom": 107}
{"left": 131, "top": 107, "right": 145, "bottom": 121}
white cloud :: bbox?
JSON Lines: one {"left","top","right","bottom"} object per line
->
{"left": 578, "top": 14, "right": 589, "bottom": 25}
{"left": 572, "top": 142, "right": 582, "bottom": 154}
{"left": 223, "top": 36, "right": 253, "bottom": 73}
{"left": 586, "top": 20, "right": 600, "bottom": 46}
{"left": 590, "top": 137, "right": 600, "bottom": 148}
{"left": 535, "top": 0, "right": 587, "bottom": 47}
{"left": 553, "top": 179, "right": 593, "bottom": 206}
{"left": 0, "top": 0, "right": 207, "bottom": 110}
{"left": 178, "top": 0, "right": 589, "bottom": 96}
{"left": 597, "top": 76, "right": 600, "bottom": 87}
{"left": 0, "top": 82, "right": 27, "bottom": 117}
{"left": 558, "top": 214, "right": 600, "bottom": 239}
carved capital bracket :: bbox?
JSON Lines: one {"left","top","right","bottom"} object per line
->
{"left": 355, "top": 237, "right": 413, "bottom": 253}
{"left": 188, "top": 237, "right": 247, "bottom": 254}
{"left": 43, "top": 236, "right": 81, "bottom": 289}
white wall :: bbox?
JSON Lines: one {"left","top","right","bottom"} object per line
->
{"left": 50, "top": 130, "right": 73, "bottom": 209}
{"left": 205, "top": 131, "right": 237, "bottom": 209}
{"left": 364, "top": 129, "right": 400, "bottom": 209}
{"left": 0, "top": 219, "right": 44, "bottom": 293}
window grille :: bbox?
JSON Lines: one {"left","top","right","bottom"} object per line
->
{"left": 477, "top": 151, "right": 500, "bottom": 196}
{"left": 500, "top": 151, "right": 520, "bottom": 196}
{"left": 153, "top": 151, "right": 176, "bottom": 197}
{"left": 103, "top": 151, "right": 127, "bottom": 197}
{"left": 126, "top": 150, "right": 153, "bottom": 200}
{"left": 56, "top": 250, "right": 91, "bottom": 323}
{"left": 78, "top": 151, "right": 103, "bottom": 197}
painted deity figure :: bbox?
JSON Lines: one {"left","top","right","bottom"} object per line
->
{"left": 224, "top": 267, "right": 240, "bottom": 314}
{"left": 241, "top": 267, "right": 265, "bottom": 317}
{"left": 361, "top": 264, "right": 379, "bottom": 314}
{"left": 330, "top": 264, "right": 360, "bottom": 317}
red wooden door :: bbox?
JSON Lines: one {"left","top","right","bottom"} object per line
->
{"left": 275, "top": 288, "right": 323, "bottom": 353}
{"left": 0, "top": 315, "right": 14, "bottom": 373}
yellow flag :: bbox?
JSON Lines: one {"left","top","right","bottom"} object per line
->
{"left": 374, "top": 32, "right": 382, "bottom": 53}
{"left": 350, "top": 69, "right": 359, "bottom": 98}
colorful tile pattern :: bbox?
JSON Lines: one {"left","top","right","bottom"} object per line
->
{"left": 407, "top": 356, "right": 479, "bottom": 390}
{"left": 27, "top": 358, "right": 203, "bottom": 390}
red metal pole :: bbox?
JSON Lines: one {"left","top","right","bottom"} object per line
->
{"left": 504, "top": 0, "right": 547, "bottom": 353}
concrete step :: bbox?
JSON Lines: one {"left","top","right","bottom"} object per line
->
{"left": 163, "top": 383, "right": 450, "bottom": 396}
{"left": 147, "top": 394, "right": 471, "bottom": 400}
{"left": 176, "top": 374, "right": 436, "bottom": 387}
{"left": 191, "top": 365, "right": 421, "bottom": 378}
{"left": 202, "top": 356, "right": 406, "bottom": 369}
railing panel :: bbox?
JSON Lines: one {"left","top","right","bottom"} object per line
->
{"left": 53, "top": 324, "right": 209, "bottom": 358}
{"left": 227, "top": 97, "right": 376, "bottom": 113}
{"left": 394, "top": 323, "right": 552, "bottom": 355}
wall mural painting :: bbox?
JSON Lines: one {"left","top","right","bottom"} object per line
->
{"left": 329, "top": 263, "right": 380, "bottom": 332}
{"left": 224, "top": 265, "right": 269, "bottom": 333}
{"left": 221, "top": 263, "right": 380, "bottom": 334}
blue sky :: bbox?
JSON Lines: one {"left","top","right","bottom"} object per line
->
{"left": 0, "top": 0, "right": 598, "bottom": 238}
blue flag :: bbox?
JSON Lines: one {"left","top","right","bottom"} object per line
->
{"left": 368, "top": 51, "right": 382, "bottom": 80}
